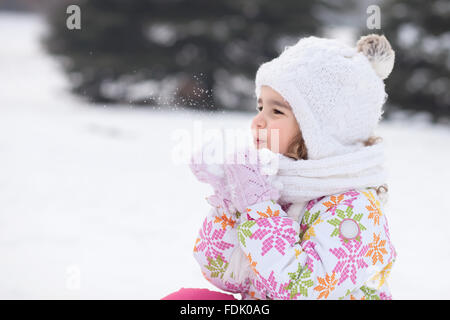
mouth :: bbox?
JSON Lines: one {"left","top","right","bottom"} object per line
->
{"left": 254, "top": 138, "right": 266, "bottom": 146}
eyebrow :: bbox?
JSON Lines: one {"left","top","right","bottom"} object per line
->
{"left": 257, "top": 98, "right": 290, "bottom": 109}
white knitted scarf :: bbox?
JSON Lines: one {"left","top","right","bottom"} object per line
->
{"left": 224, "top": 142, "right": 388, "bottom": 285}
{"left": 263, "top": 141, "right": 388, "bottom": 220}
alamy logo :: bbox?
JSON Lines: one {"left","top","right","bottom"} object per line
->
{"left": 366, "top": 5, "right": 381, "bottom": 30}
{"left": 66, "top": 5, "right": 81, "bottom": 30}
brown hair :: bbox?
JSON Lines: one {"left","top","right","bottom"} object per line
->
{"left": 285, "top": 133, "right": 388, "bottom": 198}
{"left": 285, "top": 131, "right": 308, "bottom": 161}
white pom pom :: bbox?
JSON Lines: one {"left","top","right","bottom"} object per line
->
{"left": 258, "top": 148, "right": 280, "bottom": 176}
{"left": 257, "top": 148, "right": 275, "bottom": 165}
{"left": 356, "top": 34, "right": 395, "bottom": 80}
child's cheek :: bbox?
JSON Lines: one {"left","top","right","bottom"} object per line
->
{"left": 278, "top": 132, "right": 289, "bottom": 154}
{"left": 269, "top": 126, "right": 285, "bottom": 154}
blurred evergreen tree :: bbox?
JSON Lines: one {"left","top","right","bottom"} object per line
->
{"left": 43, "top": 0, "right": 354, "bottom": 110}
{"left": 378, "top": 0, "right": 450, "bottom": 121}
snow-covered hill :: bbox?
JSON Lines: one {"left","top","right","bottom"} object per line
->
{"left": 0, "top": 12, "right": 449, "bottom": 299}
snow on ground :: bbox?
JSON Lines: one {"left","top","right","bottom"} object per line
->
{"left": 1, "top": 12, "right": 449, "bottom": 299}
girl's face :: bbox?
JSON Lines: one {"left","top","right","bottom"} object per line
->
{"left": 251, "top": 85, "right": 301, "bottom": 155}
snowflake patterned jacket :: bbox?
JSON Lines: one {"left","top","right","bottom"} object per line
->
{"left": 193, "top": 188, "right": 396, "bottom": 300}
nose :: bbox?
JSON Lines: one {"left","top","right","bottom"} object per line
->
{"left": 251, "top": 112, "right": 266, "bottom": 130}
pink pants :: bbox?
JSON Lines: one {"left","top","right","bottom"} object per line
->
{"left": 161, "top": 288, "right": 237, "bottom": 300}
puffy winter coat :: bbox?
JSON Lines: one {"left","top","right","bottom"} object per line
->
{"left": 193, "top": 188, "right": 396, "bottom": 300}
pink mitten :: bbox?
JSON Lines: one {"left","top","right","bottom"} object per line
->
{"left": 223, "top": 148, "right": 280, "bottom": 216}
{"left": 189, "top": 143, "right": 235, "bottom": 215}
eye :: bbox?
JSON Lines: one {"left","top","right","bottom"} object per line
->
{"left": 257, "top": 105, "right": 263, "bottom": 112}
{"left": 274, "top": 109, "right": 284, "bottom": 115}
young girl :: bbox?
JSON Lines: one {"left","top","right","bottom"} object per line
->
{"left": 164, "top": 34, "right": 396, "bottom": 300}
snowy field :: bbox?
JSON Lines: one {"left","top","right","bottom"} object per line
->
{"left": 1, "top": 12, "right": 449, "bottom": 300}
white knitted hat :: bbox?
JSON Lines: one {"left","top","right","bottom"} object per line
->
{"left": 255, "top": 34, "right": 395, "bottom": 160}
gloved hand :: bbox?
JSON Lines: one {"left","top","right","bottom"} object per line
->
{"left": 189, "top": 141, "right": 235, "bottom": 215}
{"left": 223, "top": 148, "right": 280, "bottom": 216}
